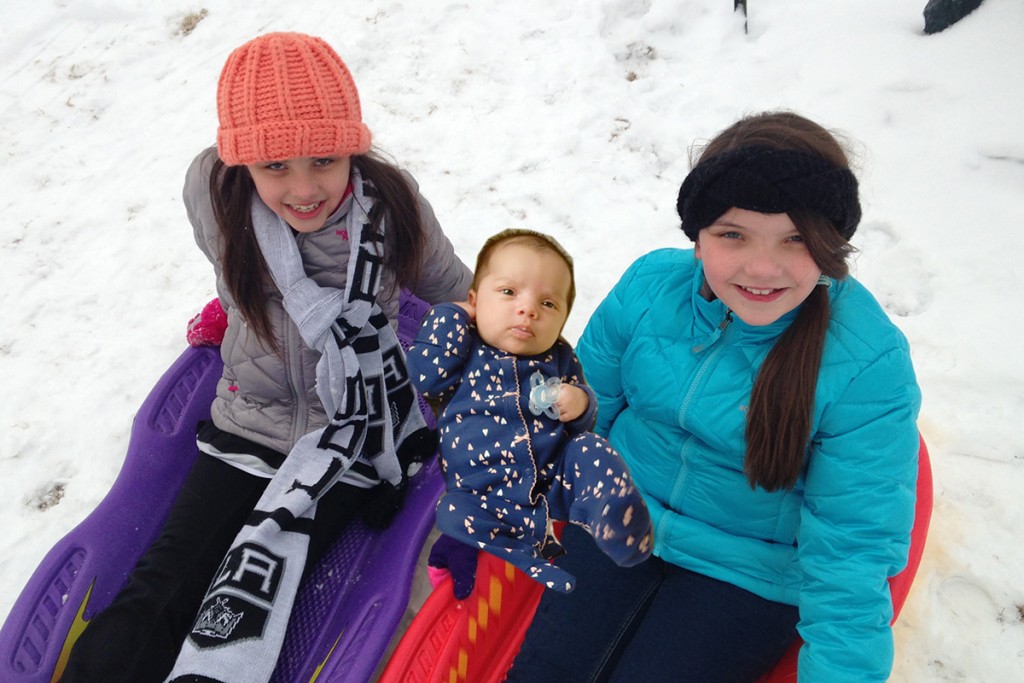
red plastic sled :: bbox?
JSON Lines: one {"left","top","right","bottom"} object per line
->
{"left": 379, "top": 435, "right": 933, "bottom": 683}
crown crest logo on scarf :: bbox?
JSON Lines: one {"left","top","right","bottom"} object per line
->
{"left": 193, "top": 598, "right": 245, "bottom": 640}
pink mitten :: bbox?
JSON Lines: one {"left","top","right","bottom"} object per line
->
{"left": 186, "top": 298, "right": 227, "bottom": 347}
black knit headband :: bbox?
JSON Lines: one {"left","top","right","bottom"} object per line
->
{"left": 676, "top": 146, "right": 861, "bottom": 241}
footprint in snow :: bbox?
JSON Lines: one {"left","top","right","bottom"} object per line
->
{"left": 852, "top": 220, "right": 934, "bottom": 318}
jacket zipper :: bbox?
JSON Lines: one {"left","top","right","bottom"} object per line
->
{"left": 680, "top": 310, "right": 733, "bottom": 425}
{"left": 667, "top": 310, "right": 733, "bottom": 511}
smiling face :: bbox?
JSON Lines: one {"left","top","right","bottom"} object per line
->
{"left": 468, "top": 242, "right": 573, "bottom": 356}
{"left": 694, "top": 207, "right": 823, "bottom": 326}
{"left": 247, "top": 156, "right": 352, "bottom": 233}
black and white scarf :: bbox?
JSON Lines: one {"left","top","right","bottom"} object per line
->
{"left": 169, "top": 168, "right": 427, "bottom": 682}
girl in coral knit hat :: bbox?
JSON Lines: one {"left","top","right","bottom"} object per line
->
{"left": 63, "top": 32, "right": 472, "bottom": 683}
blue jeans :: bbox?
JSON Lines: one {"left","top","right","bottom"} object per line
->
{"left": 505, "top": 524, "right": 799, "bottom": 683}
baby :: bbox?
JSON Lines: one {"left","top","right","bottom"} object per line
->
{"left": 408, "top": 229, "right": 652, "bottom": 592}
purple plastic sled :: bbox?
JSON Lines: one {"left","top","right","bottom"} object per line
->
{"left": 0, "top": 293, "right": 440, "bottom": 683}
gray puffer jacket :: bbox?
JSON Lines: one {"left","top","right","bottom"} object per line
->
{"left": 184, "top": 146, "right": 473, "bottom": 456}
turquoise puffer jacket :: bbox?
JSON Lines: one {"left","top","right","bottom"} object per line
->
{"left": 576, "top": 248, "right": 920, "bottom": 683}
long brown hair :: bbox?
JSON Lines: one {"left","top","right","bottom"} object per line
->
{"left": 693, "top": 112, "right": 857, "bottom": 491}
{"left": 209, "top": 151, "right": 427, "bottom": 349}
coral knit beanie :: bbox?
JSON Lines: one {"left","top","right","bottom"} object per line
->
{"left": 216, "top": 32, "right": 372, "bottom": 166}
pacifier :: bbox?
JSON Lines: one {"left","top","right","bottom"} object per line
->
{"left": 528, "top": 370, "right": 561, "bottom": 419}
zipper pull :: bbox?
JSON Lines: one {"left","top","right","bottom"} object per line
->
{"left": 691, "top": 311, "right": 733, "bottom": 353}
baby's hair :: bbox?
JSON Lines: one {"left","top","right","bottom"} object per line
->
{"left": 472, "top": 229, "right": 576, "bottom": 315}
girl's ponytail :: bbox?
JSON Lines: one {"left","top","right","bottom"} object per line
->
{"left": 677, "top": 112, "right": 859, "bottom": 491}
{"left": 744, "top": 209, "right": 854, "bottom": 491}
{"left": 745, "top": 280, "right": 830, "bottom": 490}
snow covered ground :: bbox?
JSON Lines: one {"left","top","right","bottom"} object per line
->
{"left": 2, "top": 1, "right": 1022, "bottom": 680}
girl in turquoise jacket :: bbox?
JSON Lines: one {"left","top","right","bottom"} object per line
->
{"left": 507, "top": 111, "right": 921, "bottom": 682}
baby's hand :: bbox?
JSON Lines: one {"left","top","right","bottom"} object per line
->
{"left": 452, "top": 300, "right": 476, "bottom": 321}
{"left": 555, "top": 384, "right": 589, "bottom": 422}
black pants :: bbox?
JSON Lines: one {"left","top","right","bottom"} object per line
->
{"left": 505, "top": 524, "right": 800, "bottom": 683}
{"left": 62, "top": 453, "right": 371, "bottom": 683}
